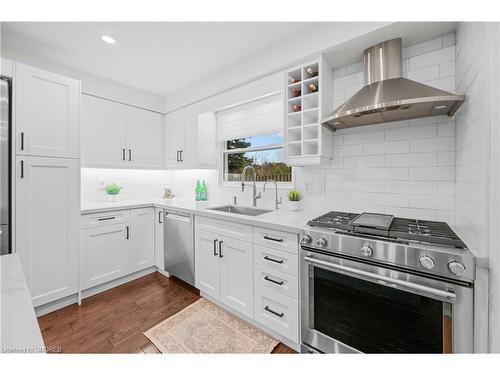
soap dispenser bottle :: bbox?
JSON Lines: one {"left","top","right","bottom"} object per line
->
{"left": 195, "top": 180, "right": 201, "bottom": 201}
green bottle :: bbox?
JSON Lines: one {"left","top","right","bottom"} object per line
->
{"left": 195, "top": 180, "right": 201, "bottom": 201}
{"left": 201, "top": 180, "right": 208, "bottom": 201}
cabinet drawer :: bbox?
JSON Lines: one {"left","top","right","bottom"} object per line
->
{"left": 254, "top": 245, "right": 298, "bottom": 277}
{"left": 254, "top": 264, "right": 298, "bottom": 299}
{"left": 81, "top": 210, "right": 131, "bottom": 228}
{"left": 253, "top": 227, "right": 298, "bottom": 254}
{"left": 196, "top": 216, "right": 252, "bottom": 242}
{"left": 254, "top": 284, "right": 299, "bottom": 343}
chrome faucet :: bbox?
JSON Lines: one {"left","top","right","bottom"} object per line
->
{"left": 241, "top": 166, "right": 262, "bottom": 207}
{"left": 263, "top": 179, "right": 283, "bottom": 210}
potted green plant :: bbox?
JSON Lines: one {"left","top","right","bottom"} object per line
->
{"left": 105, "top": 182, "right": 122, "bottom": 202}
{"left": 287, "top": 189, "right": 303, "bottom": 211}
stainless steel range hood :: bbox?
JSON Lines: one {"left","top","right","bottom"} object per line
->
{"left": 322, "top": 38, "right": 465, "bottom": 130}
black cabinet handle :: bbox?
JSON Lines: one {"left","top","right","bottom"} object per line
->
{"left": 176, "top": 150, "right": 179, "bottom": 162}
{"left": 180, "top": 150, "right": 183, "bottom": 162}
{"left": 218, "top": 240, "right": 223, "bottom": 258}
{"left": 20, "top": 160, "right": 24, "bottom": 179}
{"left": 159, "top": 211, "right": 162, "bottom": 224}
{"left": 122, "top": 148, "right": 126, "bottom": 161}
{"left": 213, "top": 239, "right": 218, "bottom": 256}
{"left": 264, "top": 306, "right": 284, "bottom": 318}
{"left": 264, "top": 236, "right": 284, "bottom": 242}
{"left": 128, "top": 149, "right": 132, "bottom": 161}
{"left": 20, "top": 132, "right": 25, "bottom": 151}
{"left": 264, "top": 256, "right": 284, "bottom": 264}
{"left": 98, "top": 216, "right": 116, "bottom": 221}
{"left": 264, "top": 276, "right": 284, "bottom": 285}
{"left": 126, "top": 226, "right": 130, "bottom": 239}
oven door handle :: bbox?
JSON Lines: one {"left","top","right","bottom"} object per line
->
{"left": 304, "top": 256, "right": 457, "bottom": 302}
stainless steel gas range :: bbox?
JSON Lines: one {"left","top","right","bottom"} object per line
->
{"left": 299, "top": 211, "right": 475, "bottom": 354}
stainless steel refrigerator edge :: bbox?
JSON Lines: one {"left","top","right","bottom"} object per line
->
{"left": 0, "top": 76, "right": 12, "bottom": 255}
{"left": 163, "top": 210, "right": 195, "bottom": 286}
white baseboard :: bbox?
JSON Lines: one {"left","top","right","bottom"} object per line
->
{"left": 35, "top": 267, "right": 158, "bottom": 317}
{"left": 200, "top": 292, "right": 300, "bottom": 352}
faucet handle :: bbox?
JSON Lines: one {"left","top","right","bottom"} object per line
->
{"left": 277, "top": 196, "right": 283, "bottom": 205}
{"left": 233, "top": 196, "right": 237, "bottom": 205}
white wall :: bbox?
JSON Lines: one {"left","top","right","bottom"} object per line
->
{"left": 0, "top": 45, "right": 164, "bottom": 112}
{"left": 455, "top": 22, "right": 500, "bottom": 353}
{"left": 163, "top": 22, "right": 391, "bottom": 113}
{"left": 294, "top": 33, "right": 458, "bottom": 222}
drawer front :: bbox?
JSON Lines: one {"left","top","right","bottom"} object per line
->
{"left": 196, "top": 216, "right": 252, "bottom": 242}
{"left": 254, "top": 245, "right": 298, "bottom": 277}
{"left": 254, "top": 264, "right": 298, "bottom": 299}
{"left": 254, "top": 284, "right": 299, "bottom": 343}
{"left": 253, "top": 226, "right": 298, "bottom": 254}
{"left": 81, "top": 209, "right": 131, "bottom": 228}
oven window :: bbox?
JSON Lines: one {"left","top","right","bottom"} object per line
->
{"left": 313, "top": 267, "right": 449, "bottom": 353}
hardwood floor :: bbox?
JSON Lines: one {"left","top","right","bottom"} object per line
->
{"left": 38, "top": 272, "right": 296, "bottom": 354}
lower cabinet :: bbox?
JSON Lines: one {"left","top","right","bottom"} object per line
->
{"left": 80, "top": 208, "right": 154, "bottom": 291}
{"left": 81, "top": 223, "right": 130, "bottom": 289}
{"left": 195, "top": 222, "right": 253, "bottom": 318}
{"left": 15, "top": 156, "right": 80, "bottom": 307}
{"left": 154, "top": 208, "right": 164, "bottom": 270}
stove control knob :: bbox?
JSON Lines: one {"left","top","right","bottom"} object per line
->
{"left": 300, "top": 234, "right": 312, "bottom": 245}
{"left": 419, "top": 255, "right": 435, "bottom": 270}
{"left": 448, "top": 261, "right": 466, "bottom": 276}
{"left": 360, "top": 244, "right": 373, "bottom": 257}
{"left": 316, "top": 237, "right": 327, "bottom": 248}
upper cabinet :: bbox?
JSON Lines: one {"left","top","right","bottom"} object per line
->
{"left": 15, "top": 63, "right": 80, "bottom": 158}
{"left": 164, "top": 103, "right": 216, "bottom": 169}
{"left": 284, "top": 56, "right": 334, "bottom": 166}
{"left": 81, "top": 94, "right": 164, "bottom": 169}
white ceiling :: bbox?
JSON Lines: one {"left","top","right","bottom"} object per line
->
{"left": 1, "top": 22, "right": 316, "bottom": 96}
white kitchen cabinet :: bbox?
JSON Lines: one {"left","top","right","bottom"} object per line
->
{"left": 125, "top": 106, "right": 164, "bottom": 168}
{"left": 80, "top": 223, "right": 130, "bottom": 290}
{"left": 15, "top": 63, "right": 80, "bottom": 158}
{"left": 195, "top": 229, "right": 221, "bottom": 300}
{"left": 81, "top": 94, "right": 127, "bottom": 168}
{"left": 195, "top": 219, "right": 253, "bottom": 318}
{"left": 129, "top": 208, "right": 155, "bottom": 272}
{"left": 154, "top": 207, "right": 164, "bottom": 270}
{"left": 15, "top": 156, "right": 80, "bottom": 307}
{"left": 164, "top": 103, "right": 216, "bottom": 169}
{"left": 1, "top": 58, "right": 13, "bottom": 77}
{"left": 81, "top": 94, "right": 164, "bottom": 169}
{"left": 219, "top": 236, "right": 253, "bottom": 317}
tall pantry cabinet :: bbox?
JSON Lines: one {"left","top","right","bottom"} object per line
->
{"left": 14, "top": 63, "right": 81, "bottom": 307}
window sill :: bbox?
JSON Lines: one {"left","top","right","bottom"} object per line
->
{"left": 221, "top": 181, "right": 293, "bottom": 189}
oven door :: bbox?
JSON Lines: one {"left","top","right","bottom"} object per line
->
{"left": 300, "top": 248, "right": 474, "bottom": 354}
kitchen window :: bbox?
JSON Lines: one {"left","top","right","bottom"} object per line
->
{"left": 216, "top": 92, "right": 292, "bottom": 184}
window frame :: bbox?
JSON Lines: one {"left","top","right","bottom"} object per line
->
{"left": 219, "top": 137, "right": 294, "bottom": 188}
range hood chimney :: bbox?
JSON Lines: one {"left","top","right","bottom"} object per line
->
{"left": 322, "top": 38, "right": 465, "bottom": 130}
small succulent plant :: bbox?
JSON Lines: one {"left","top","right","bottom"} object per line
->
{"left": 105, "top": 183, "right": 122, "bottom": 195}
{"left": 288, "top": 189, "right": 303, "bottom": 201}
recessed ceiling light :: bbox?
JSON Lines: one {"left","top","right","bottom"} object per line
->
{"left": 101, "top": 35, "right": 116, "bottom": 44}
{"left": 434, "top": 105, "right": 447, "bottom": 110}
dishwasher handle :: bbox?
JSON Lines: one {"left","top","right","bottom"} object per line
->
{"left": 164, "top": 211, "right": 191, "bottom": 223}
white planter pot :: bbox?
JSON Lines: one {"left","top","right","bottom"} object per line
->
{"left": 288, "top": 200, "right": 301, "bottom": 211}
{"left": 107, "top": 194, "right": 118, "bottom": 202}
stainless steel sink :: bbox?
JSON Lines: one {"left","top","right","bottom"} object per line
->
{"left": 207, "top": 205, "right": 272, "bottom": 216}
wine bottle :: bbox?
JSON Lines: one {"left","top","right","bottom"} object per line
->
{"left": 308, "top": 83, "right": 318, "bottom": 93}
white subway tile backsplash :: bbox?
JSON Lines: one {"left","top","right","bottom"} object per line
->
{"left": 406, "top": 65, "right": 440, "bottom": 82}
{"left": 344, "top": 129, "right": 385, "bottom": 145}
{"left": 363, "top": 168, "right": 409, "bottom": 181}
{"left": 364, "top": 140, "right": 410, "bottom": 155}
{"left": 437, "top": 151, "right": 456, "bottom": 166}
{"left": 410, "top": 137, "right": 455, "bottom": 153}
{"left": 409, "top": 46, "right": 455, "bottom": 70}
{"left": 409, "top": 166, "right": 455, "bottom": 181}
{"left": 385, "top": 181, "right": 438, "bottom": 195}
{"left": 343, "top": 155, "right": 385, "bottom": 168}
{"left": 402, "top": 36, "right": 443, "bottom": 58}
{"left": 443, "top": 32, "right": 456, "bottom": 48}
{"left": 410, "top": 194, "right": 455, "bottom": 211}
{"left": 385, "top": 153, "right": 437, "bottom": 167}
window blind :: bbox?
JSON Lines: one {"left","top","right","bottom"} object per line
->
{"left": 216, "top": 92, "right": 283, "bottom": 142}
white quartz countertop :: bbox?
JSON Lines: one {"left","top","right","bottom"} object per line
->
{"left": 81, "top": 198, "right": 322, "bottom": 233}
{"left": 1, "top": 254, "right": 45, "bottom": 353}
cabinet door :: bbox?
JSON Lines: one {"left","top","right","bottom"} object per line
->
{"left": 195, "top": 229, "right": 220, "bottom": 300}
{"left": 81, "top": 223, "right": 130, "bottom": 290}
{"left": 219, "top": 236, "right": 253, "bottom": 318}
{"left": 15, "top": 156, "right": 79, "bottom": 307}
{"left": 154, "top": 208, "right": 164, "bottom": 270}
{"left": 164, "top": 109, "right": 184, "bottom": 167}
{"left": 129, "top": 208, "right": 155, "bottom": 272}
{"left": 181, "top": 103, "right": 198, "bottom": 167}
{"left": 81, "top": 94, "right": 127, "bottom": 167}
{"left": 15, "top": 63, "right": 80, "bottom": 158}
{"left": 125, "top": 106, "right": 164, "bottom": 168}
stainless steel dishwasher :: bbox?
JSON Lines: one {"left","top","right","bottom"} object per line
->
{"left": 164, "top": 210, "right": 195, "bottom": 286}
